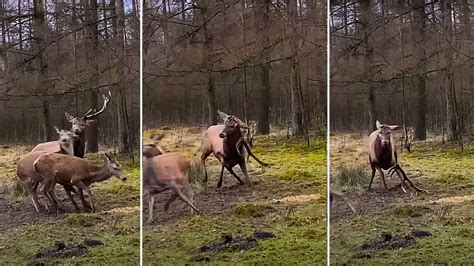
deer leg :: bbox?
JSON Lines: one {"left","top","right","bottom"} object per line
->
{"left": 76, "top": 187, "right": 91, "bottom": 211}
{"left": 183, "top": 181, "right": 195, "bottom": 215}
{"left": 40, "top": 180, "right": 55, "bottom": 213}
{"left": 375, "top": 166, "right": 387, "bottom": 190}
{"left": 225, "top": 166, "right": 245, "bottom": 186}
{"left": 47, "top": 184, "right": 65, "bottom": 214}
{"left": 238, "top": 162, "right": 252, "bottom": 186}
{"left": 62, "top": 185, "right": 80, "bottom": 211}
{"left": 29, "top": 181, "right": 42, "bottom": 213}
{"left": 147, "top": 193, "right": 155, "bottom": 224}
{"left": 76, "top": 182, "right": 95, "bottom": 212}
{"left": 164, "top": 191, "right": 178, "bottom": 212}
{"left": 368, "top": 164, "right": 376, "bottom": 190}
{"left": 200, "top": 153, "right": 210, "bottom": 189}
{"left": 171, "top": 182, "right": 200, "bottom": 214}
{"left": 217, "top": 164, "right": 225, "bottom": 188}
{"left": 396, "top": 167, "right": 429, "bottom": 193}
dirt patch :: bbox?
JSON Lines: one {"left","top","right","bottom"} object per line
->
{"left": 431, "top": 195, "right": 474, "bottom": 204}
{"left": 35, "top": 239, "right": 104, "bottom": 260}
{"left": 275, "top": 193, "right": 321, "bottom": 204}
{"left": 361, "top": 230, "right": 432, "bottom": 251}
{"left": 198, "top": 231, "right": 275, "bottom": 255}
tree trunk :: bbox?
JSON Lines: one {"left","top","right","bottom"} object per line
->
{"left": 85, "top": 0, "right": 100, "bottom": 153}
{"left": 360, "top": 0, "right": 377, "bottom": 130}
{"left": 199, "top": 0, "right": 218, "bottom": 125}
{"left": 33, "top": 0, "right": 51, "bottom": 141}
{"left": 116, "top": 0, "right": 132, "bottom": 154}
{"left": 441, "top": 0, "right": 458, "bottom": 141}
{"left": 253, "top": 0, "right": 271, "bottom": 134}
{"left": 412, "top": 0, "right": 427, "bottom": 140}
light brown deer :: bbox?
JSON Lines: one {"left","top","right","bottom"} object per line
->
{"left": 368, "top": 120, "right": 427, "bottom": 193}
{"left": 32, "top": 91, "right": 111, "bottom": 158}
{"left": 201, "top": 111, "right": 267, "bottom": 188}
{"left": 34, "top": 153, "right": 126, "bottom": 213}
{"left": 17, "top": 127, "right": 80, "bottom": 212}
{"left": 143, "top": 150, "right": 199, "bottom": 223}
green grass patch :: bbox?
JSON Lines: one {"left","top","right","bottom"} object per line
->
{"left": 335, "top": 165, "right": 371, "bottom": 188}
{"left": 393, "top": 204, "right": 431, "bottom": 218}
{"left": 233, "top": 203, "right": 275, "bottom": 218}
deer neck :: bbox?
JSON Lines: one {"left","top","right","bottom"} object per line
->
{"left": 74, "top": 134, "right": 86, "bottom": 158}
{"left": 89, "top": 165, "right": 113, "bottom": 183}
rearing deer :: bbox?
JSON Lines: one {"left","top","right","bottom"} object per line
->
{"left": 368, "top": 120, "right": 427, "bottom": 193}
{"left": 201, "top": 111, "right": 267, "bottom": 188}
{"left": 32, "top": 91, "right": 111, "bottom": 158}
{"left": 17, "top": 127, "right": 81, "bottom": 212}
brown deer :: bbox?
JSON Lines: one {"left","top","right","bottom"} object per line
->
{"left": 34, "top": 153, "right": 126, "bottom": 213}
{"left": 17, "top": 127, "right": 81, "bottom": 212}
{"left": 368, "top": 120, "right": 427, "bottom": 193}
{"left": 143, "top": 149, "right": 199, "bottom": 223}
{"left": 32, "top": 91, "right": 111, "bottom": 158}
{"left": 201, "top": 111, "right": 268, "bottom": 188}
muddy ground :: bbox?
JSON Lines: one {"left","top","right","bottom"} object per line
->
{"left": 330, "top": 133, "right": 474, "bottom": 264}
{"left": 0, "top": 146, "right": 140, "bottom": 264}
{"left": 143, "top": 127, "right": 327, "bottom": 264}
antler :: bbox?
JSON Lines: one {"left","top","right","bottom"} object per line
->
{"left": 84, "top": 91, "right": 112, "bottom": 120}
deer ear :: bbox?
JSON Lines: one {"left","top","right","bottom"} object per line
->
{"left": 376, "top": 120, "right": 382, "bottom": 129}
{"left": 65, "top": 112, "right": 75, "bottom": 122}
{"left": 217, "top": 110, "right": 229, "bottom": 121}
{"left": 54, "top": 126, "right": 60, "bottom": 134}
{"left": 388, "top": 125, "right": 400, "bottom": 130}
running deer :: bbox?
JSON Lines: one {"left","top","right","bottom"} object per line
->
{"left": 368, "top": 120, "right": 427, "bottom": 193}
{"left": 17, "top": 127, "right": 80, "bottom": 212}
{"left": 34, "top": 153, "right": 126, "bottom": 213}
{"left": 32, "top": 91, "right": 111, "bottom": 158}
{"left": 201, "top": 111, "right": 268, "bottom": 188}
{"left": 143, "top": 149, "right": 199, "bottom": 223}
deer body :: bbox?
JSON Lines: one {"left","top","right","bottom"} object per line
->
{"left": 34, "top": 153, "right": 126, "bottom": 212}
{"left": 143, "top": 149, "right": 198, "bottom": 223}
{"left": 201, "top": 111, "right": 267, "bottom": 188}
{"left": 368, "top": 121, "right": 427, "bottom": 193}
{"left": 17, "top": 128, "right": 80, "bottom": 212}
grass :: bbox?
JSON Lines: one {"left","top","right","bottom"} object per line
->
{"left": 330, "top": 133, "right": 474, "bottom": 264}
{"left": 335, "top": 165, "right": 371, "bottom": 189}
{"left": 0, "top": 148, "right": 140, "bottom": 264}
{"left": 143, "top": 127, "right": 327, "bottom": 265}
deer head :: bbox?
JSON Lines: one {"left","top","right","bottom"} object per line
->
{"left": 375, "top": 120, "right": 400, "bottom": 147}
{"left": 217, "top": 110, "right": 248, "bottom": 138}
{"left": 65, "top": 91, "right": 111, "bottom": 135}
{"left": 54, "top": 126, "right": 78, "bottom": 155}
{"left": 105, "top": 153, "right": 127, "bottom": 181}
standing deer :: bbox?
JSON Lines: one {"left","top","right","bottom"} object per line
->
{"left": 143, "top": 146, "right": 199, "bottom": 223}
{"left": 17, "top": 127, "right": 81, "bottom": 212}
{"left": 368, "top": 120, "right": 427, "bottom": 193}
{"left": 32, "top": 91, "right": 111, "bottom": 158}
{"left": 34, "top": 153, "right": 126, "bottom": 213}
{"left": 201, "top": 111, "right": 268, "bottom": 188}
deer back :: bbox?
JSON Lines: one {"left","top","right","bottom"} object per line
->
{"left": 34, "top": 153, "right": 91, "bottom": 184}
{"left": 31, "top": 141, "right": 62, "bottom": 153}
{"left": 149, "top": 153, "right": 190, "bottom": 184}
